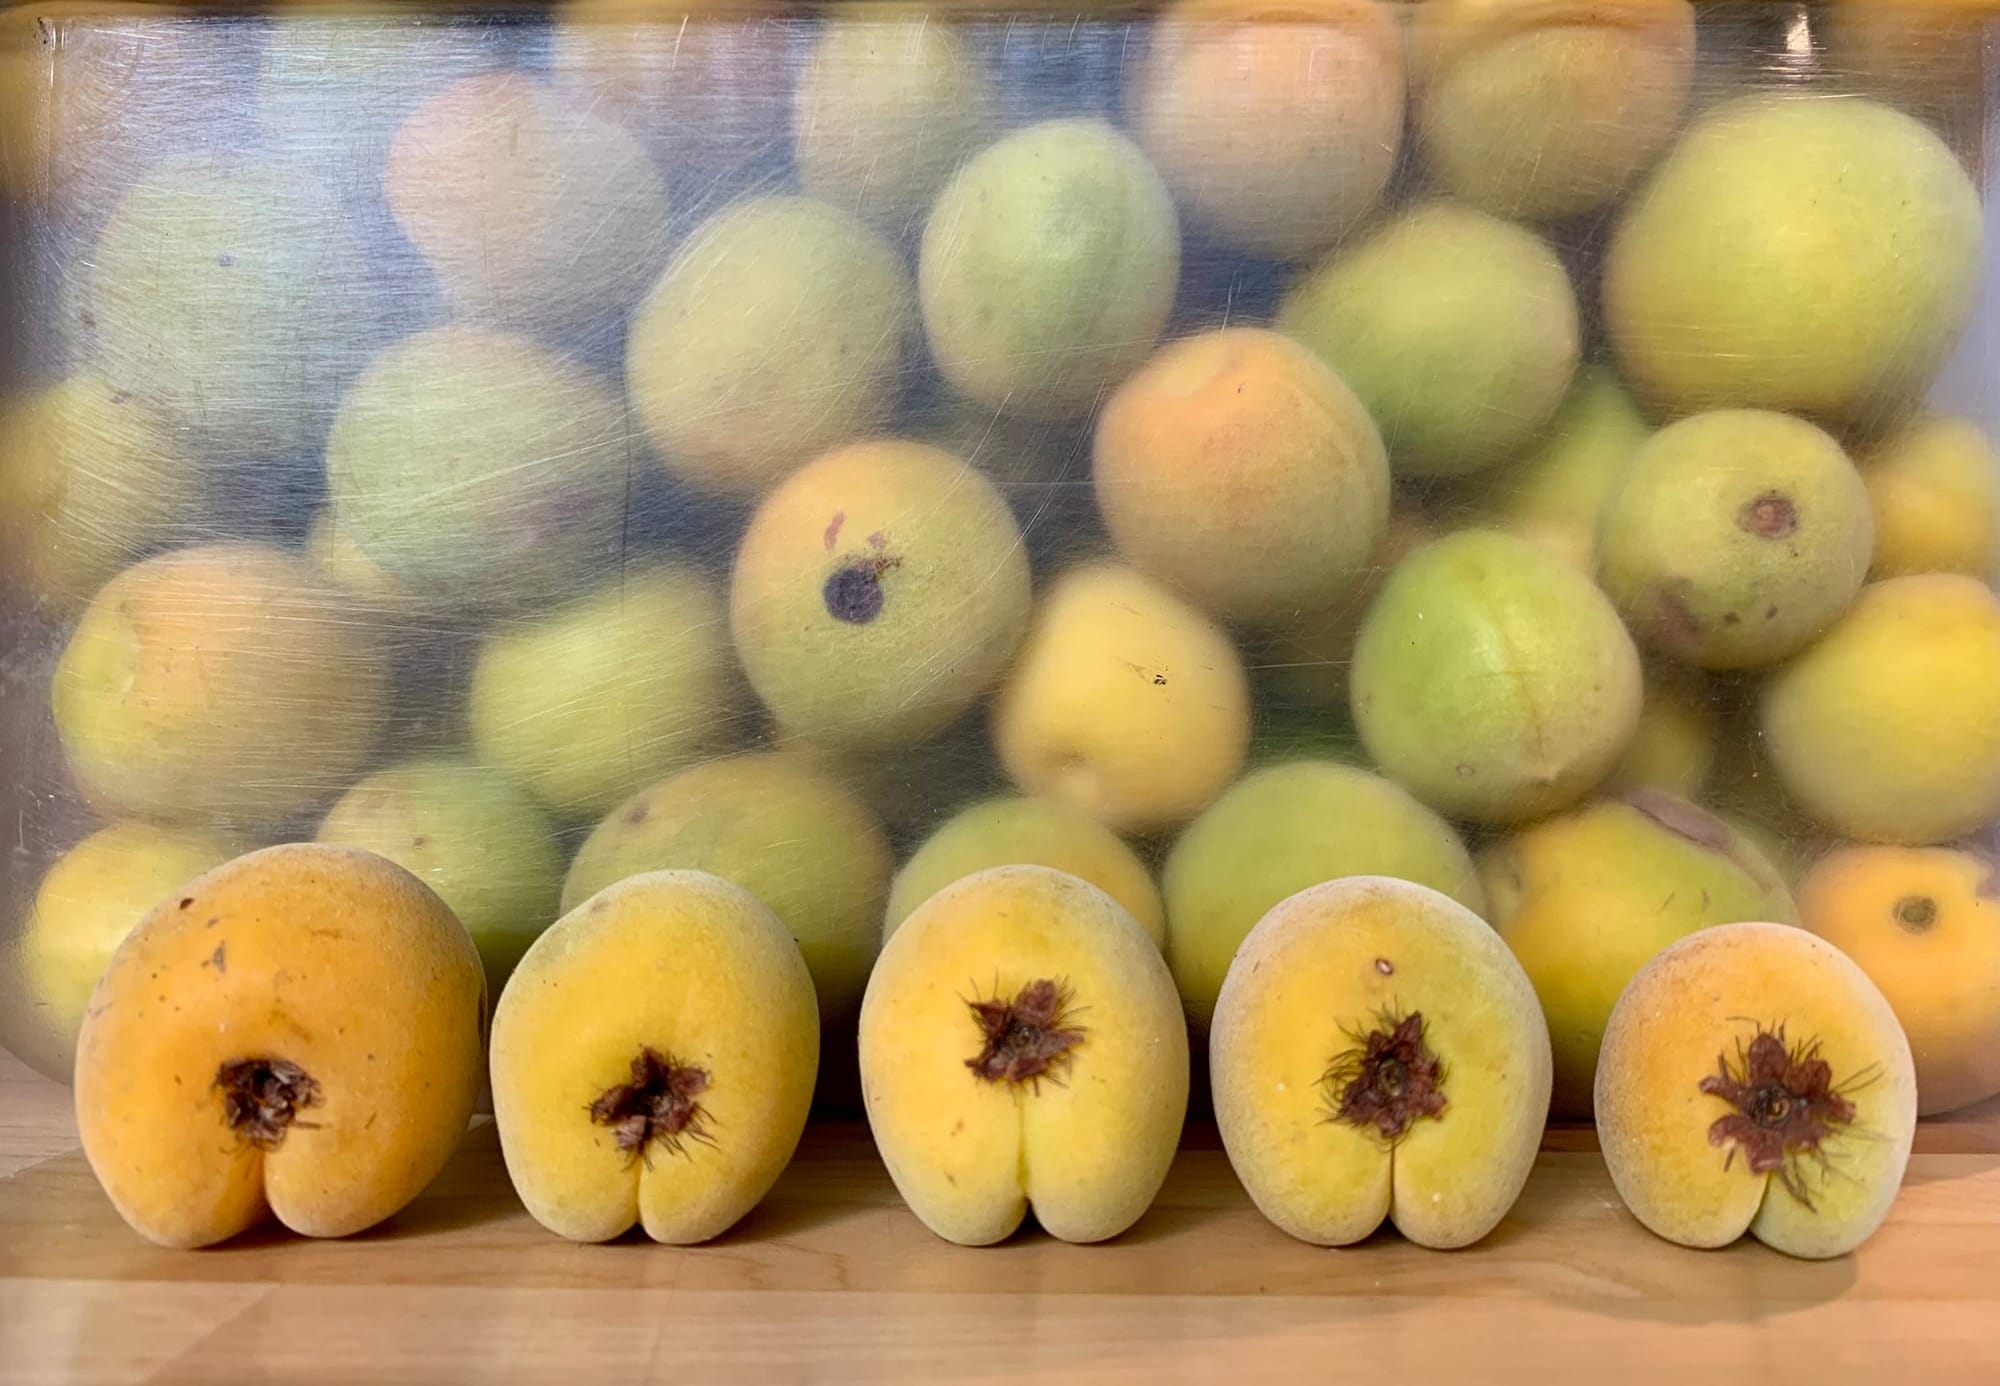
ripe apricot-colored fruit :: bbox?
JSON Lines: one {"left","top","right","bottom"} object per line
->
{"left": 1212, "top": 878, "right": 1550, "bottom": 1247}
{"left": 75, "top": 844, "right": 486, "bottom": 1248}
{"left": 1798, "top": 844, "right": 2000, "bottom": 1116}
{"left": 1596, "top": 923, "right": 1916, "bottom": 1259}
{"left": 859, "top": 866, "right": 1188, "bottom": 1245}
{"left": 490, "top": 870, "right": 819, "bottom": 1244}
{"left": 1094, "top": 327, "right": 1390, "bottom": 622}
{"left": 1858, "top": 416, "right": 1998, "bottom": 582}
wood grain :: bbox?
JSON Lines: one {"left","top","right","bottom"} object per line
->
{"left": 4, "top": 1051, "right": 1999, "bottom": 1384}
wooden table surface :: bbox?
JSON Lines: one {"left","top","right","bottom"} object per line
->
{"left": 4, "top": 1049, "right": 1999, "bottom": 1384}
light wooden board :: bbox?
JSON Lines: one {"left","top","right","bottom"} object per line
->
{"left": 3, "top": 1051, "right": 1999, "bottom": 1384}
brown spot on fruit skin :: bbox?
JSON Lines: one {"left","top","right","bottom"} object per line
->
{"left": 1324, "top": 1012, "right": 1447, "bottom": 1143}
{"left": 823, "top": 553, "right": 903, "bottom": 625}
{"left": 1739, "top": 491, "right": 1799, "bottom": 539}
{"left": 823, "top": 511, "right": 845, "bottom": 552}
{"left": 1651, "top": 579, "right": 1706, "bottom": 654}
{"left": 216, "top": 1057, "right": 321, "bottom": 1150}
{"left": 965, "top": 979, "right": 1084, "bottom": 1089}
{"left": 589, "top": 1048, "right": 714, "bottom": 1163}
{"left": 1894, "top": 896, "right": 1938, "bottom": 932}
{"left": 1699, "top": 1026, "right": 1857, "bottom": 1210}
{"left": 1623, "top": 788, "right": 1732, "bottom": 852}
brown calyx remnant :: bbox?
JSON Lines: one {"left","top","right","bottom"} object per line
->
{"left": 1700, "top": 1026, "right": 1859, "bottom": 1209}
{"left": 1323, "top": 1011, "right": 1447, "bottom": 1143}
{"left": 589, "top": 1048, "right": 714, "bottom": 1162}
{"left": 216, "top": 1057, "right": 322, "bottom": 1151}
{"left": 822, "top": 552, "right": 903, "bottom": 625}
{"left": 966, "top": 978, "right": 1084, "bottom": 1090}
{"left": 1894, "top": 895, "right": 1939, "bottom": 932}
{"left": 1739, "top": 491, "right": 1799, "bottom": 539}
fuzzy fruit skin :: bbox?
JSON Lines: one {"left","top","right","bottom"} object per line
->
{"left": 1606, "top": 96, "right": 1983, "bottom": 423}
{"left": 886, "top": 796, "right": 1164, "bottom": 948}
{"left": 859, "top": 865, "right": 1188, "bottom": 1246}
{"left": 1351, "top": 530, "right": 1643, "bottom": 825}
{"left": 384, "top": 71, "right": 669, "bottom": 337}
{"left": 325, "top": 326, "right": 632, "bottom": 613}
{"left": 491, "top": 870, "right": 819, "bottom": 1245}
{"left": 74, "top": 844, "right": 486, "bottom": 1248}
{"left": 563, "top": 754, "right": 892, "bottom": 1029}
{"left": 317, "top": 757, "right": 562, "bottom": 998}
{"left": 1130, "top": 0, "right": 1404, "bottom": 262}
{"left": 18, "top": 823, "right": 237, "bottom": 1071}
{"left": 1093, "top": 328, "right": 1390, "bottom": 622}
{"left": 1411, "top": 0, "right": 1694, "bottom": 222}
{"left": 1597, "top": 410, "right": 1874, "bottom": 670}
{"left": 1212, "top": 877, "right": 1550, "bottom": 1248}
{"left": 731, "top": 440, "right": 1030, "bottom": 750}
{"left": 1606, "top": 669, "right": 1717, "bottom": 802}
{"left": 469, "top": 569, "right": 733, "bottom": 819}
{"left": 628, "top": 195, "right": 914, "bottom": 496}
{"left": 1164, "top": 761, "right": 1485, "bottom": 1028}
{"left": 1595, "top": 923, "right": 1916, "bottom": 1260}
{"left": 920, "top": 118, "right": 1181, "bottom": 419}
{"left": 1483, "top": 792, "right": 1797, "bottom": 1117}
{"left": 53, "top": 543, "right": 387, "bottom": 829}
{"left": 1278, "top": 202, "right": 1579, "bottom": 478}
{"left": 1760, "top": 575, "right": 2000, "bottom": 846}
{"left": 1859, "top": 416, "right": 1999, "bottom": 583}
{"left": 1798, "top": 845, "right": 2000, "bottom": 1117}
{"left": 993, "top": 564, "right": 1251, "bottom": 834}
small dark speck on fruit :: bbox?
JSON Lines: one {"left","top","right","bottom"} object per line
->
{"left": 208, "top": 943, "right": 227, "bottom": 973}
{"left": 411, "top": 835, "right": 429, "bottom": 850}
{"left": 1152, "top": 674, "right": 1167, "bottom": 686}
{"left": 626, "top": 801, "right": 650, "bottom": 825}
{"left": 206, "top": 916, "right": 220, "bottom": 928}
{"left": 179, "top": 898, "right": 194, "bottom": 911}
{"left": 1456, "top": 764, "right": 1476, "bottom": 778}
{"left": 1375, "top": 958, "right": 1394, "bottom": 976}
{"left": 823, "top": 511, "right": 845, "bottom": 552}
{"left": 217, "top": 253, "right": 235, "bottom": 267}
{"left": 1766, "top": 605, "right": 1779, "bottom": 620}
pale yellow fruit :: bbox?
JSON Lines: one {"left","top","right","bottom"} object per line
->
{"left": 1859, "top": 416, "right": 1998, "bottom": 582}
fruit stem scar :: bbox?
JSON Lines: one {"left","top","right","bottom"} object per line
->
{"left": 1323, "top": 1011, "right": 1446, "bottom": 1143}
{"left": 1739, "top": 491, "right": 1799, "bottom": 539}
{"left": 589, "top": 1048, "right": 714, "bottom": 1163}
{"left": 965, "top": 978, "right": 1084, "bottom": 1090}
{"left": 1699, "top": 1025, "right": 1859, "bottom": 1209}
{"left": 216, "top": 1057, "right": 321, "bottom": 1150}
{"left": 822, "top": 552, "right": 903, "bottom": 625}
{"left": 1893, "top": 896, "right": 1938, "bottom": 932}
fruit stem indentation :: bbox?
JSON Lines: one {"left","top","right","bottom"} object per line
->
{"left": 216, "top": 1057, "right": 322, "bottom": 1150}
{"left": 590, "top": 1047, "right": 714, "bottom": 1163}
{"left": 966, "top": 978, "right": 1084, "bottom": 1090}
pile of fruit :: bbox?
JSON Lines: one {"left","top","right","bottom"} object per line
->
{"left": 1, "top": 0, "right": 1997, "bottom": 1261}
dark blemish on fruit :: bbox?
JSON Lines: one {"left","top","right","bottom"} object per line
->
{"left": 206, "top": 917, "right": 220, "bottom": 928}
{"left": 626, "top": 800, "right": 651, "bottom": 826}
{"left": 1700, "top": 1025, "right": 1861, "bottom": 1210}
{"left": 823, "top": 511, "right": 845, "bottom": 552}
{"left": 1894, "top": 896, "right": 1938, "bottom": 932}
{"left": 1324, "top": 1011, "right": 1446, "bottom": 1144}
{"left": 1152, "top": 674, "right": 1167, "bottom": 687}
{"left": 208, "top": 943, "right": 226, "bottom": 974}
{"left": 216, "top": 253, "right": 236, "bottom": 268}
{"left": 1766, "top": 605, "right": 1779, "bottom": 621}
{"left": 179, "top": 898, "right": 194, "bottom": 911}
{"left": 824, "top": 553, "right": 903, "bottom": 625}
{"left": 1652, "top": 580, "right": 1705, "bottom": 653}
{"left": 868, "top": 530, "right": 888, "bottom": 550}
{"left": 411, "top": 835, "right": 429, "bottom": 850}
{"left": 966, "top": 978, "right": 1084, "bottom": 1090}
{"left": 1723, "top": 612, "right": 1742, "bottom": 627}
{"left": 1456, "top": 763, "right": 1476, "bottom": 778}
{"left": 109, "top": 389, "right": 131, "bottom": 406}
{"left": 589, "top": 1048, "right": 715, "bottom": 1163}
{"left": 217, "top": 1057, "right": 322, "bottom": 1150}
{"left": 1739, "top": 492, "right": 1799, "bottom": 539}
{"left": 1624, "top": 788, "right": 1732, "bottom": 852}
{"left": 1374, "top": 958, "right": 1394, "bottom": 977}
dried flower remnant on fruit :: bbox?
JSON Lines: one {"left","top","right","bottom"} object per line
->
{"left": 1700, "top": 1027, "right": 1859, "bottom": 1208}
{"left": 216, "top": 1057, "right": 322, "bottom": 1151}
{"left": 965, "top": 978, "right": 1084, "bottom": 1089}
{"left": 1739, "top": 492, "right": 1799, "bottom": 539}
{"left": 1894, "top": 896, "right": 1939, "bottom": 932}
{"left": 1324, "top": 1011, "right": 1447, "bottom": 1142}
{"left": 822, "top": 546, "right": 904, "bottom": 626}
{"left": 589, "top": 1047, "right": 714, "bottom": 1162}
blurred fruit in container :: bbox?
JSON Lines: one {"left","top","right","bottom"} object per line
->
{"left": 993, "top": 563, "right": 1251, "bottom": 834}
{"left": 563, "top": 752, "right": 892, "bottom": 1029}
{"left": 1596, "top": 923, "right": 1916, "bottom": 1259}
{"left": 549, "top": 0, "right": 796, "bottom": 184}
{"left": 1410, "top": 0, "right": 1695, "bottom": 222}
{"left": 1606, "top": 95, "right": 1984, "bottom": 424}
{"left": 792, "top": 4, "right": 995, "bottom": 239}
{"left": 1605, "top": 667, "right": 1718, "bottom": 802}
{"left": 1761, "top": 574, "right": 2000, "bottom": 846}
{"left": 1596, "top": 409, "right": 1875, "bottom": 669}
{"left": 1094, "top": 327, "right": 1389, "bottom": 623}
{"left": 1857, "top": 416, "right": 2000, "bottom": 582}
{"left": 731, "top": 439, "right": 1030, "bottom": 750}
{"left": 1212, "top": 877, "right": 1550, "bottom": 1248}
{"left": 53, "top": 543, "right": 388, "bottom": 829}
{"left": 0, "top": 376, "right": 202, "bottom": 609}
{"left": 469, "top": 568, "right": 734, "bottom": 820}
{"left": 1351, "top": 530, "right": 1642, "bottom": 824}
{"left": 68, "top": 158, "right": 380, "bottom": 466}
{"left": 1483, "top": 789, "right": 1797, "bottom": 1117}
{"left": 302, "top": 507, "right": 420, "bottom": 616}
{"left": 1130, "top": 0, "right": 1404, "bottom": 263}
{"left": 1824, "top": 0, "right": 1989, "bottom": 171}
{"left": 860, "top": 865, "right": 1187, "bottom": 1245}
{"left": 1164, "top": 760, "right": 1485, "bottom": 1028}
{"left": 491, "top": 870, "right": 819, "bottom": 1244}
{"left": 14, "top": 822, "right": 237, "bottom": 1074}
{"left": 317, "top": 757, "right": 562, "bottom": 998}
{"left": 886, "top": 795, "right": 1164, "bottom": 947}
{"left": 384, "top": 71, "right": 671, "bottom": 339}
{"left": 1279, "top": 203, "right": 1580, "bottom": 477}
{"left": 921, "top": 118, "right": 1181, "bottom": 418}
{"left": 628, "top": 196, "right": 915, "bottom": 495}
{"left": 324, "top": 326, "right": 634, "bottom": 614}
{"left": 75, "top": 844, "right": 486, "bottom": 1248}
